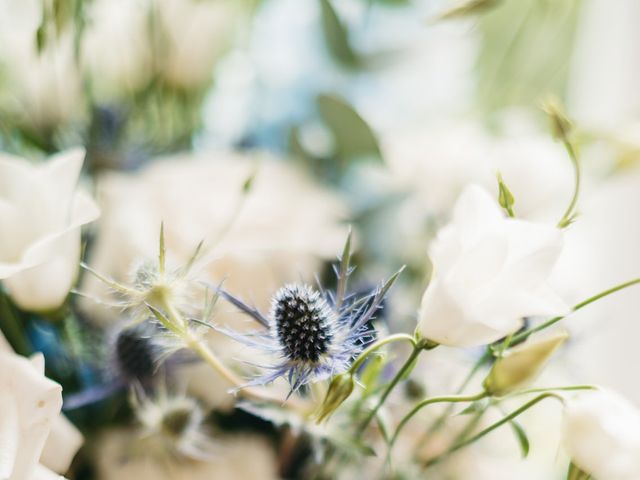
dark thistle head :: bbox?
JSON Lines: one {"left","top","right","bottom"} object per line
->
{"left": 114, "top": 325, "right": 158, "bottom": 383}
{"left": 270, "top": 284, "right": 336, "bottom": 364}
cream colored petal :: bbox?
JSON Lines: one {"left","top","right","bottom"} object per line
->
{"left": 4, "top": 228, "right": 81, "bottom": 311}
{"left": 451, "top": 185, "right": 504, "bottom": 248}
{"left": 40, "top": 415, "right": 83, "bottom": 475}
{"left": 32, "top": 463, "right": 65, "bottom": 480}
{"left": 0, "top": 392, "right": 19, "bottom": 479}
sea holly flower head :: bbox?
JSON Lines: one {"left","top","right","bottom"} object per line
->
{"left": 218, "top": 232, "right": 403, "bottom": 395}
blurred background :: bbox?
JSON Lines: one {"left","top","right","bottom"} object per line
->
{"left": 2, "top": 0, "right": 640, "bottom": 478}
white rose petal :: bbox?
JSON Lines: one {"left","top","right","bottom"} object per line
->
{"left": 418, "top": 185, "right": 566, "bottom": 347}
{"left": 0, "top": 148, "right": 100, "bottom": 311}
{"left": 563, "top": 390, "right": 640, "bottom": 480}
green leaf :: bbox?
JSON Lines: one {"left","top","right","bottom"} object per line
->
{"left": 319, "top": 0, "right": 359, "bottom": 68}
{"left": 567, "top": 462, "right": 592, "bottom": 480}
{"left": 508, "top": 419, "right": 530, "bottom": 458}
{"left": 317, "top": 93, "right": 382, "bottom": 163}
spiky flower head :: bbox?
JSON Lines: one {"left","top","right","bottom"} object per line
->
{"left": 218, "top": 231, "right": 403, "bottom": 395}
{"left": 271, "top": 284, "right": 335, "bottom": 364}
{"left": 131, "top": 387, "right": 216, "bottom": 461}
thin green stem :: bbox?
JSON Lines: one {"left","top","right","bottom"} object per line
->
{"left": 357, "top": 343, "right": 423, "bottom": 434}
{"left": 420, "top": 350, "right": 492, "bottom": 441}
{"left": 510, "top": 277, "right": 640, "bottom": 346}
{"left": 0, "top": 290, "right": 31, "bottom": 355}
{"left": 558, "top": 137, "right": 581, "bottom": 228}
{"left": 389, "top": 391, "right": 487, "bottom": 449}
{"left": 424, "top": 392, "right": 563, "bottom": 468}
{"left": 349, "top": 333, "right": 417, "bottom": 374}
{"left": 508, "top": 385, "right": 597, "bottom": 397}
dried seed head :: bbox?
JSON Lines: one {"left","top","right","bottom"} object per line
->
{"left": 115, "top": 325, "right": 157, "bottom": 383}
{"left": 270, "top": 284, "right": 335, "bottom": 364}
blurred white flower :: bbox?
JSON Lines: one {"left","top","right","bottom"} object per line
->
{"left": 0, "top": 332, "right": 83, "bottom": 479}
{"left": 94, "top": 429, "right": 279, "bottom": 480}
{"left": 155, "top": 0, "right": 241, "bottom": 89}
{"left": 417, "top": 185, "right": 566, "bottom": 347}
{"left": 383, "top": 123, "right": 494, "bottom": 215}
{"left": 0, "top": 148, "right": 100, "bottom": 312}
{"left": 0, "top": 0, "right": 84, "bottom": 131}
{"left": 0, "top": 349, "right": 82, "bottom": 479}
{"left": 81, "top": 0, "right": 153, "bottom": 100}
{"left": 383, "top": 118, "right": 573, "bottom": 221}
{"left": 84, "top": 150, "right": 346, "bottom": 318}
{"left": 563, "top": 390, "right": 640, "bottom": 480}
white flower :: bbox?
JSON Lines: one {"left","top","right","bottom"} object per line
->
{"left": 0, "top": 348, "right": 82, "bottom": 479}
{"left": 563, "top": 390, "right": 640, "bottom": 480}
{"left": 0, "top": 148, "right": 100, "bottom": 311}
{"left": 94, "top": 429, "right": 279, "bottom": 480}
{"left": 0, "top": 0, "right": 84, "bottom": 130}
{"left": 81, "top": 0, "right": 153, "bottom": 100}
{"left": 417, "top": 185, "right": 566, "bottom": 347}
{"left": 0, "top": 332, "right": 83, "bottom": 479}
{"left": 155, "top": 0, "right": 240, "bottom": 89}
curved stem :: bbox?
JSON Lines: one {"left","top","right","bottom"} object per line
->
{"left": 507, "top": 385, "right": 597, "bottom": 397}
{"left": 390, "top": 391, "right": 487, "bottom": 449}
{"left": 558, "top": 137, "right": 581, "bottom": 228}
{"left": 357, "top": 343, "right": 423, "bottom": 434}
{"left": 156, "top": 293, "right": 297, "bottom": 407}
{"left": 349, "top": 333, "right": 417, "bottom": 374}
{"left": 509, "top": 277, "right": 640, "bottom": 346}
{"left": 419, "top": 350, "right": 491, "bottom": 442}
{"left": 424, "top": 392, "right": 563, "bottom": 468}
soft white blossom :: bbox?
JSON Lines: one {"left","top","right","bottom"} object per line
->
{"left": 155, "top": 0, "right": 240, "bottom": 89}
{"left": 418, "top": 185, "right": 566, "bottom": 347}
{"left": 0, "top": 0, "right": 84, "bottom": 131}
{"left": 0, "top": 148, "right": 100, "bottom": 311}
{"left": 0, "top": 341, "right": 83, "bottom": 479}
{"left": 81, "top": 0, "right": 153, "bottom": 100}
{"left": 563, "top": 390, "right": 640, "bottom": 480}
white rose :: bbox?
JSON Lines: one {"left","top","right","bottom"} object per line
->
{"left": 563, "top": 390, "right": 640, "bottom": 480}
{"left": 0, "top": 148, "right": 100, "bottom": 311}
{"left": 0, "top": 349, "right": 82, "bottom": 479}
{"left": 418, "top": 185, "right": 566, "bottom": 347}
{"left": 0, "top": 332, "right": 83, "bottom": 479}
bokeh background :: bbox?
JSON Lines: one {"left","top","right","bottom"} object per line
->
{"left": 2, "top": 0, "right": 640, "bottom": 478}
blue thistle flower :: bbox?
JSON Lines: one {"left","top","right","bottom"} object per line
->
{"left": 217, "top": 232, "right": 404, "bottom": 394}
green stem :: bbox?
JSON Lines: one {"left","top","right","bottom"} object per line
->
{"left": 508, "top": 385, "right": 596, "bottom": 397}
{"left": 425, "top": 392, "right": 563, "bottom": 468}
{"left": 389, "top": 391, "right": 487, "bottom": 450}
{"left": 357, "top": 343, "right": 423, "bottom": 434}
{"left": 349, "top": 333, "right": 417, "bottom": 374}
{"left": 0, "top": 290, "right": 31, "bottom": 355}
{"left": 420, "top": 350, "right": 492, "bottom": 440}
{"left": 558, "top": 137, "right": 581, "bottom": 228}
{"left": 509, "top": 277, "right": 640, "bottom": 346}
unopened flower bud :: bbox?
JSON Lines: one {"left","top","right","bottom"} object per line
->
{"left": 315, "top": 373, "right": 355, "bottom": 423}
{"left": 542, "top": 97, "right": 573, "bottom": 141}
{"left": 483, "top": 330, "right": 569, "bottom": 396}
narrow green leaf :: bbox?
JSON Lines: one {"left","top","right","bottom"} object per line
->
{"left": 508, "top": 419, "right": 530, "bottom": 458}
{"left": 319, "top": 0, "right": 359, "bottom": 68}
{"left": 317, "top": 93, "right": 382, "bottom": 163}
{"left": 335, "top": 228, "right": 352, "bottom": 311}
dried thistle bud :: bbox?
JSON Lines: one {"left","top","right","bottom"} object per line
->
{"left": 483, "top": 330, "right": 569, "bottom": 396}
